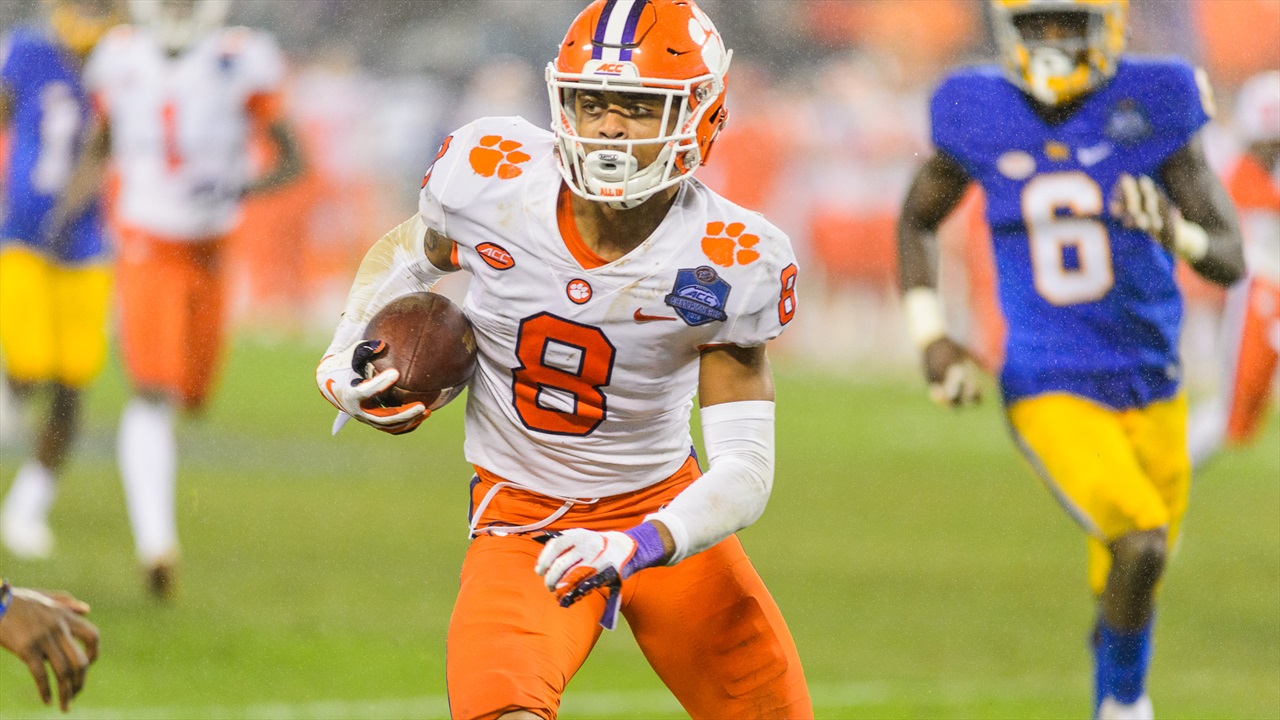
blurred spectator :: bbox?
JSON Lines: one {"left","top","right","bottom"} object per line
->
{"left": 1195, "top": 0, "right": 1280, "bottom": 89}
{"left": 7, "top": 0, "right": 1274, "bottom": 371}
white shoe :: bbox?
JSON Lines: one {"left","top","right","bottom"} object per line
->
{"left": 1098, "top": 694, "right": 1154, "bottom": 720}
{"left": 1, "top": 517, "right": 54, "bottom": 559}
{"left": 1, "top": 460, "right": 57, "bottom": 559}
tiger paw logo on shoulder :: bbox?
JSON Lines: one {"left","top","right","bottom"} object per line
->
{"left": 469, "top": 136, "right": 531, "bottom": 179}
{"left": 701, "top": 221, "right": 760, "bottom": 268}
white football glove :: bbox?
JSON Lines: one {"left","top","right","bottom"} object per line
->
{"left": 534, "top": 525, "right": 668, "bottom": 629}
{"left": 536, "top": 529, "right": 635, "bottom": 601}
{"left": 316, "top": 340, "right": 427, "bottom": 435}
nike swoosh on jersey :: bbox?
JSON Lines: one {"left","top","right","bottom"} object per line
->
{"left": 633, "top": 309, "right": 677, "bottom": 322}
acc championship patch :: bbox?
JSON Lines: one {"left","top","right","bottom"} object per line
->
{"left": 664, "top": 266, "right": 730, "bottom": 326}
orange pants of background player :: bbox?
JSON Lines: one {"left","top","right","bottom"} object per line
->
{"left": 1224, "top": 274, "right": 1280, "bottom": 443}
{"left": 448, "top": 455, "right": 813, "bottom": 720}
{"left": 116, "top": 226, "right": 226, "bottom": 409}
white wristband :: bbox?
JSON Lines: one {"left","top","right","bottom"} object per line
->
{"left": 1174, "top": 218, "right": 1209, "bottom": 263}
{"left": 903, "top": 287, "right": 946, "bottom": 350}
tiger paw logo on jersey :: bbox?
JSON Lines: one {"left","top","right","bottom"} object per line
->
{"left": 566, "top": 278, "right": 593, "bottom": 304}
{"left": 469, "top": 135, "right": 531, "bottom": 180}
{"left": 701, "top": 221, "right": 761, "bottom": 268}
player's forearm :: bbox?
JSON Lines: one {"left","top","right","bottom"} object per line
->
{"left": 1162, "top": 137, "right": 1246, "bottom": 286}
{"left": 0, "top": 87, "right": 12, "bottom": 130}
{"left": 645, "top": 401, "right": 775, "bottom": 564}
{"left": 326, "top": 216, "right": 453, "bottom": 354}
{"left": 896, "top": 152, "right": 970, "bottom": 292}
{"left": 47, "top": 125, "right": 109, "bottom": 232}
{"left": 1169, "top": 176, "right": 1245, "bottom": 286}
{"left": 897, "top": 223, "right": 941, "bottom": 292}
{"left": 897, "top": 220, "right": 951, "bottom": 350}
{"left": 243, "top": 122, "right": 305, "bottom": 196}
{"left": 1182, "top": 224, "right": 1246, "bottom": 287}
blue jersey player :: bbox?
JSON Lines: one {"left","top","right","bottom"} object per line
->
{"left": 896, "top": 1, "right": 1245, "bottom": 718}
{"left": 0, "top": 0, "right": 121, "bottom": 560}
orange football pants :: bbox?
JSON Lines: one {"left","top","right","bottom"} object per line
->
{"left": 1224, "top": 274, "right": 1279, "bottom": 443}
{"left": 116, "top": 226, "right": 227, "bottom": 409}
{"left": 447, "top": 455, "right": 812, "bottom": 720}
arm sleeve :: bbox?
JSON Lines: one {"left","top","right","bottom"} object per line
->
{"left": 645, "top": 400, "right": 776, "bottom": 563}
{"left": 324, "top": 215, "right": 456, "bottom": 356}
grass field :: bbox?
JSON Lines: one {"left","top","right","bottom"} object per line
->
{"left": 0, "top": 340, "right": 1276, "bottom": 719}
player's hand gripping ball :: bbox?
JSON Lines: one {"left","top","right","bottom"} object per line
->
{"left": 362, "top": 292, "right": 478, "bottom": 411}
{"left": 318, "top": 293, "right": 476, "bottom": 435}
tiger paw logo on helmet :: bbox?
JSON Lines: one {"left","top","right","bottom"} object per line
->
{"left": 701, "top": 222, "right": 760, "bottom": 268}
{"left": 469, "top": 136, "right": 531, "bottom": 180}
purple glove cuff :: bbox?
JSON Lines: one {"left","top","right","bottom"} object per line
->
{"left": 622, "top": 523, "right": 667, "bottom": 577}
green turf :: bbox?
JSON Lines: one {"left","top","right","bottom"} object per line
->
{"left": 0, "top": 341, "right": 1276, "bottom": 719}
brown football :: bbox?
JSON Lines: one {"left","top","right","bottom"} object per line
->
{"left": 362, "top": 292, "right": 477, "bottom": 411}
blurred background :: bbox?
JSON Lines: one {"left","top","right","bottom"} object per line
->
{"left": 4, "top": 0, "right": 1277, "bottom": 375}
{"left": 0, "top": 1, "right": 1277, "bottom": 718}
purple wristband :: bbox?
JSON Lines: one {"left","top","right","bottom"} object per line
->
{"left": 622, "top": 523, "right": 667, "bottom": 577}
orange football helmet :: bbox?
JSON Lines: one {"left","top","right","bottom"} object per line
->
{"left": 546, "top": 0, "right": 732, "bottom": 209}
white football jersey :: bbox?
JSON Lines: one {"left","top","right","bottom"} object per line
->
{"left": 419, "top": 117, "right": 799, "bottom": 498}
{"left": 85, "top": 25, "right": 284, "bottom": 240}
{"left": 1239, "top": 162, "right": 1280, "bottom": 284}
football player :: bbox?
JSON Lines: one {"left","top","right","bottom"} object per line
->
{"left": 1188, "top": 70, "right": 1280, "bottom": 468}
{"left": 895, "top": 1, "right": 1245, "bottom": 718}
{"left": 316, "top": 1, "right": 812, "bottom": 717}
{"left": 0, "top": 0, "right": 121, "bottom": 560}
{"left": 74, "top": 0, "right": 304, "bottom": 596}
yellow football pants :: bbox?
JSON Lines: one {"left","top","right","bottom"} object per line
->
{"left": 1007, "top": 392, "right": 1190, "bottom": 595}
{"left": 0, "top": 245, "right": 111, "bottom": 388}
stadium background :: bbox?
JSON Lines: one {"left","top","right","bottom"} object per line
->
{"left": 0, "top": 0, "right": 1276, "bottom": 717}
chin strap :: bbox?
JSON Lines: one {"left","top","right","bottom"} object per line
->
{"left": 580, "top": 148, "right": 673, "bottom": 210}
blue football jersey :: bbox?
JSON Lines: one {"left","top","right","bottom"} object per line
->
{"left": 1, "top": 27, "right": 105, "bottom": 262}
{"left": 931, "top": 56, "right": 1211, "bottom": 410}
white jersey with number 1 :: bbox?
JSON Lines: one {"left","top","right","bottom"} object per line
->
{"left": 84, "top": 25, "right": 284, "bottom": 240}
{"left": 419, "top": 117, "right": 799, "bottom": 498}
